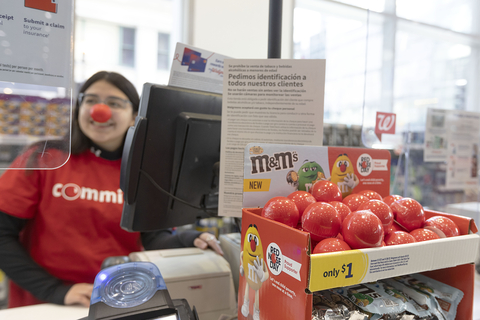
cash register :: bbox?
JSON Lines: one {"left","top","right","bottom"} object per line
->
{"left": 112, "top": 84, "right": 235, "bottom": 320}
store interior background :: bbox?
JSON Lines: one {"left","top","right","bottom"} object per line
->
{"left": 4, "top": 0, "right": 480, "bottom": 211}
{"left": 1, "top": 0, "right": 480, "bottom": 317}
{"left": 74, "top": 0, "right": 480, "bottom": 211}
{"left": 77, "top": 0, "right": 480, "bottom": 231}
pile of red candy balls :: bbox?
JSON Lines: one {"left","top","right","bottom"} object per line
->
{"left": 261, "top": 180, "right": 461, "bottom": 254}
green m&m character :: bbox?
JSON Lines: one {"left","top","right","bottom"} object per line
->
{"left": 286, "top": 160, "right": 325, "bottom": 192}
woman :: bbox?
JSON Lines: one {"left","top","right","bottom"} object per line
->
{"left": 0, "top": 71, "right": 222, "bottom": 308}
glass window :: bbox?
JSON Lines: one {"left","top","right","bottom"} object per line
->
{"left": 294, "top": 0, "right": 480, "bottom": 129}
{"left": 396, "top": 0, "right": 475, "bottom": 34}
{"left": 294, "top": 0, "right": 480, "bottom": 210}
{"left": 294, "top": 2, "right": 384, "bottom": 126}
{"left": 120, "top": 27, "right": 136, "bottom": 67}
{"left": 157, "top": 33, "right": 170, "bottom": 70}
{"left": 333, "top": 0, "right": 385, "bottom": 12}
{"left": 74, "top": 0, "right": 177, "bottom": 88}
{"left": 393, "top": 22, "right": 475, "bottom": 132}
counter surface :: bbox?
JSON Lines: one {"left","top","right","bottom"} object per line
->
{"left": 0, "top": 303, "right": 88, "bottom": 320}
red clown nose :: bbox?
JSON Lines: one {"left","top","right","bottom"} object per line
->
{"left": 90, "top": 104, "right": 112, "bottom": 123}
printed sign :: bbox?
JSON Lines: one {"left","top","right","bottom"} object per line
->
{"left": 219, "top": 59, "right": 326, "bottom": 217}
{"left": 25, "top": 0, "right": 57, "bottom": 13}
{"left": 169, "top": 43, "right": 230, "bottom": 94}
{"left": 242, "top": 144, "right": 391, "bottom": 209}
{"left": 0, "top": 0, "right": 73, "bottom": 88}
{"left": 424, "top": 108, "right": 480, "bottom": 190}
{"left": 239, "top": 208, "right": 310, "bottom": 320}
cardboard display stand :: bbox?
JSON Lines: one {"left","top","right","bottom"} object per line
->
{"left": 238, "top": 144, "right": 480, "bottom": 320}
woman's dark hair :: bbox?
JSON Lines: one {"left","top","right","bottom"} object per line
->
{"left": 26, "top": 71, "right": 139, "bottom": 167}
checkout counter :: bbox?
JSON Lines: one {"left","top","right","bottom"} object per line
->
{"left": 128, "top": 247, "right": 237, "bottom": 320}
{"left": 0, "top": 303, "right": 89, "bottom": 319}
{"left": 0, "top": 233, "right": 242, "bottom": 320}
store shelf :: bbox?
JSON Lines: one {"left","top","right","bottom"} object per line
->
{"left": 0, "top": 134, "right": 63, "bottom": 145}
{"left": 239, "top": 208, "right": 480, "bottom": 320}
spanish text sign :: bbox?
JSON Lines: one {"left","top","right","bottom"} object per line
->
{"left": 218, "top": 59, "right": 326, "bottom": 217}
{"left": 0, "top": 0, "right": 73, "bottom": 88}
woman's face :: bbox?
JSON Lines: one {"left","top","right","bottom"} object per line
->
{"left": 78, "top": 80, "right": 136, "bottom": 151}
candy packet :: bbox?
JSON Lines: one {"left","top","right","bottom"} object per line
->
{"left": 313, "top": 290, "right": 374, "bottom": 320}
{"left": 331, "top": 283, "right": 406, "bottom": 317}
{"left": 394, "top": 274, "right": 463, "bottom": 320}
{"left": 386, "top": 277, "right": 445, "bottom": 320}
{"left": 379, "top": 279, "right": 432, "bottom": 319}
{"left": 312, "top": 302, "right": 368, "bottom": 320}
{"left": 312, "top": 304, "right": 345, "bottom": 320}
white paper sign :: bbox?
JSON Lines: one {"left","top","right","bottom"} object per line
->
{"left": 218, "top": 59, "right": 326, "bottom": 217}
{"left": 168, "top": 43, "right": 231, "bottom": 94}
{"left": 424, "top": 109, "right": 448, "bottom": 162}
{"left": 0, "top": 0, "right": 73, "bottom": 88}
{"left": 425, "top": 108, "right": 480, "bottom": 190}
{"left": 445, "top": 110, "right": 480, "bottom": 190}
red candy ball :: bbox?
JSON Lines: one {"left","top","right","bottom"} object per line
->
{"left": 358, "top": 200, "right": 394, "bottom": 235}
{"left": 357, "top": 190, "right": 382, "bottom": 200}
{"left": 390, "top": 198, "right": 425, "bottom": 232}
{"left": 342, "top": 194, "right": 369, "bottom": 212}
{"left": 382, "top": 194, "right": 403, "bottom": 207}
{"left": 424, "top": 216, "right": 460, "bottom": 237}
{"left": 329, "top": 201, "right": 352, "bottom": 222}
{"left": 287, "top": 191, "right": 316, "bottom": 219}
{"left": 410, "top": 228, "right": 440, "bottom": 242}
{"left": 262, "top": 196, "right": 299, "bottom": 228}
{"left": 342, "top": 210, "right": 384, "bottom": 249}
{"left": 313, "top": 238, "right": 351, "bottom": 254}
{"left": 385, "top": 231, "right": 417, "bottom": 246}
{"left": 302, "top": 202, "right": 342, "bottom": 242}
{"left": 310, "top": 180, "right": 342, "bottom": 203}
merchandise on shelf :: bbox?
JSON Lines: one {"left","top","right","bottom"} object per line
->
{"left": 238, "top": 143, "right": 479, "bottom": 320}
{"left": 0, "top": 94, "right": 70, "bottom": 138}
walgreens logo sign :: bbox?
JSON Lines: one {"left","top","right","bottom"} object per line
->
{"left": 52, "top": 183, "right": 123, "bottom": 204}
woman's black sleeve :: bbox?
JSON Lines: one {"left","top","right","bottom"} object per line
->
{"left": 0, "top": 211, "right": 72, "bottom": 305}
{"left": 141, "top": 229, "right": 202, "bottom": 250}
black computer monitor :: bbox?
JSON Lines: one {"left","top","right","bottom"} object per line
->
{"left": 120, "top": 84, "right": 222, "bottom": 232}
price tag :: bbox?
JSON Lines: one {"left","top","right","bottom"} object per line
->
{"left": 308, "top": 250, "right": 369, "bottom": 292}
